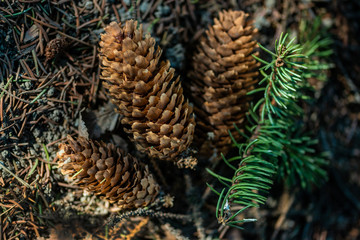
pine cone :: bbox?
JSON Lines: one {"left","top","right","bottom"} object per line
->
{"left": 186, "top": 10, "right": 260, "bottom": 156}
{"left": 57, "top": 135, "right": 160, "bottom": 210}
{"left": 44, "top": 38, "right": 68, "bottom": 63}
{"left": 99, "top": 20, "right": 196, "bottom": 168}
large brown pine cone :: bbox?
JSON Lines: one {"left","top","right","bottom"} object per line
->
{"left": 99, "top": 20, "right": 196, "bottom": 168}
{"left": 57, "top": 136, "right": 160, "bottom": 210}
{"left": 187, "top": 10, "right": 260, "bottom": 157}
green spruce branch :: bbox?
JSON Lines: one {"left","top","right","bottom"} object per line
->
{"left": 207, "top": 32, "right": 331, "bottom": 229}
{"left": 299, "top": 16, "right": 334, "bottom": 82}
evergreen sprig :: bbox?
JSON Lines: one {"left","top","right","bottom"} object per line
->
{"left": 207, "top": 32, "right": 329, "bottom": 229}
{"left": 299, "top": 16, "right": 334, "bottom": 82}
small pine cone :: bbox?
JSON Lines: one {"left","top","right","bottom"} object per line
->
{"left": 187, "top": 10, "right": 260, "bottom": 156}
{"left": 57, "top": 136, "right": 160, "bottom": 210}
{"left": 44, "top": 38, "right": 68, "bottom": 63}
{"left": 99, "top": 21, "right": 196, "bottom": 167}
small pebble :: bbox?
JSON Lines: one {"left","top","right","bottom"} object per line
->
{"left": 140, "top": 1, "right": 149, "bottom": 13}
{"left": 20, "top": 81, "right": 32, "bottom": 90}
{"left": 155, "top": 5, "right": 171, "bottom": 18}
{"left": 46, "top": 87, "right": 55, "bottom": 97}
{"left": 84, "top": 1, "right": 93, "bottom": 10}
{"left": 33, "top": 128, "right": 41, "bottom": 138}
{"left": 1, "top": 150, "right": 9, "bottom": 160}
{"left": 123, "top": 0, "right": 131, "bottom": 6}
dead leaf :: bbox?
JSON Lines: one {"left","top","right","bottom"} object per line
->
{"left": 24, "top": 25, "right": 39, "bottom": 43}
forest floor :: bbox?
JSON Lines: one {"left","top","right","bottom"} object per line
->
{"left": 0, "top": 0, "right": 359, "bottom": 239}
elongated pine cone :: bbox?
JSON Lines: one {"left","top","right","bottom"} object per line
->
{"left": 99, "top": 20, "right": 196, "bottom": 168}
{"left": 57, "top": 136, "right": 160, "bottom": 210}
{"left": 186, "top": 10, "right": 260, "bottom": 156}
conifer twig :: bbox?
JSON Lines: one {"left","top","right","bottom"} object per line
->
{"left": 207, "top": 32, "right": 329, "bottom": 229}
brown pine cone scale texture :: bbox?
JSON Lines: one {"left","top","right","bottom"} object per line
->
{"left": 187, "top": 10, "right": 260, "bottom": 157}
{"left": 44, "top": 38, "right": 68, "bottom": 64}
{"left": 57, "top": 136, "right": 160, "bottom": 210}
{"left": 99, "top": 20, "right": 196, "bottom": 168}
